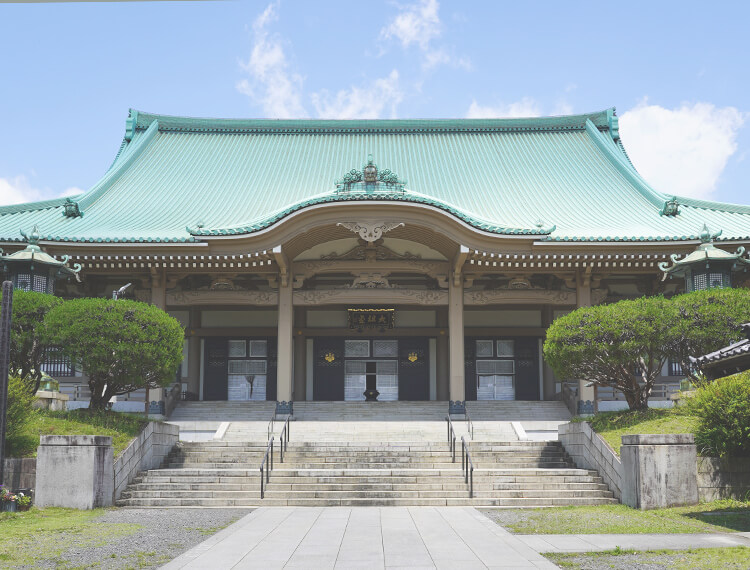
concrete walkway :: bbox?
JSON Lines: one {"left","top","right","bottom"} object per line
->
{"left": 518, "top": 531, "right": 750, "bottom": 553}
{"left": 161, "top": 507, "right": 557, "bottom": 569}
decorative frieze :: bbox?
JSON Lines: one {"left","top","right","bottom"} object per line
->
{"left": 293, "top": 288, "right": 448, "bottom": 306}
{"left": 464, "top": 289, "right": 576, "bottom": 305}
{"left": 166, "top": 290, "right": 278, "bottom": 306}
{"left": 337, "top": 221, "right": 405, "bottom": 243}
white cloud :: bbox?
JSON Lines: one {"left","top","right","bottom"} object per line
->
{"left": 381, "top": 0, "right": 441, "bottom": 51}
{"left": 620, "top": 101, "right": 746, "bottom": 200}
{"left": 60, "top": 187, "right": 85, "bottom": 198}
{"left": 0, "top": 175, "right": 42, "bottom": 206}
{"left": 0, "top": 175, "right": 84, "bottom": 207}
{"left": 466, "top": 98, "right": 542, "bottom": 119}
{"left": 236, "top": 1, "right": 307, "bottom": 118}
{"left": 380, "top": 0, "right": 468, "bottom": 71}
{"left": 311, "top": 70, "right": 403, "bottom": 120}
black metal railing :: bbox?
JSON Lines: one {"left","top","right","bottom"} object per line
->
{"left": 446, "top": 416, "right": 456, "bottom": 463}
{"left": 267, "top": 412, "right": 276, "bottom": 442}
{"left": 460, "top": 436, "right": 474, "bottom": 498}
{"left": 260, "top": 437, "right": 274, "bottom": 499}
{"left": 259, "top": 416, "right": 291, "bottom": 499}
{"left": 279, "top": 416, "right": 290, "bottom": 463}
{"left": 465, "top": 408, "right": 474, "bottom": 440}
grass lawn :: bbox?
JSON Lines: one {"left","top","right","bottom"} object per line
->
{"left": 0, "top": 508, "right": 142, "bottom": 568}
{"left": 7, "top": 408, "right": 149, "bottom": 458}
{"left": 546, "top": 546, "right": 750, "bottom": 569}
{"left": 581, "top": 407, "right": 698, "bottom": 455}
{"left": 481, "top": 500, "right": 750, "bottom": 534}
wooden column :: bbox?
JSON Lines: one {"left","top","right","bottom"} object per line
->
{"left": 275, "top": 247, "right": 294, "bottom": 414}
{"left": 436, "top": 308, "right": 450, "bottom": 400}
{"left": 187, "top": 308, "right": 201, "bottom": 397}
{"left": 148, "top": 269, "right": 166, "bottom": 414}
{"left": 448, "top": 270, "right": 466, "bottom": 413}
{"left": 576, "top": 269, "right": 595, "bottom": 414}
{"left": 150, "top": 269, "right": 165, "bottom": 309}
{"left": 293, "top": 308, "right": 306, "bottom": 401}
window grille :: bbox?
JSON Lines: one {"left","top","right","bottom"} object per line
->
{"left": 476, "top": 360, "right": 514, "bottom": 375}
{"left": 228, "top": 340, "right": 246, "bottom": 357}
{"left": 248, "top": 340, "right": 267, "bottom": 357}
{"left": 373, "top": 340, "right": 398, "bottom": 357}
{"left": 475, "top": 340, "right": 494, "bottom": 357}
{"left": 41, "top": 347, "right": 75, "bottom": 377}
{"left": 228, "top": 360, "right": 267, "bottom": 375}
{"left": 496, "top": 340, "right": 514, "bottom": 357}
{"left": 345, "top": 340, "right": 370, "bottom": 358}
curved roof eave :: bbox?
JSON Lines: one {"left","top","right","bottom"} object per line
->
{"left": 186, "top": 191, "right": 557, "bottom": 238}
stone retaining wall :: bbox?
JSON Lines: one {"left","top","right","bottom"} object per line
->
{"left": 698, "top": 456, "right": 750, "bottom": 501}
{"left": 113, "top": 422, "right": 179, "bottom": 500}
{"left": 2, "top": 458, "right": 36, "bottom": 490}
{"left": 558, "top": 421, "right": 622, "bottom": 500}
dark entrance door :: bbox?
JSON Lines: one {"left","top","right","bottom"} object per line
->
{"left": 203, "top": 337, "right": 228, "bottom": 400}
{"left": 398, "top": 337, "right": 430, "bottom": 400}
{"left": 313, "top": 337, "right": 345, "bottom": 400}
{"left": 202, "top": 337, "right": 277, "bottom": 401}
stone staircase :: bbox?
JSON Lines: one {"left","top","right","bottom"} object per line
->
{"left": 118, "top": 401, "right": 613, "bottom": 508}
{"left": 117, "top": 438, "right": 616, "bottom": 508}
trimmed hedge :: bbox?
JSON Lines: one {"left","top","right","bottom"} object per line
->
{"left": 690, "top": 372, "right": 750, "bottom": 457}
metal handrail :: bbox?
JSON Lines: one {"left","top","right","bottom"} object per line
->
{"left": 465, "top": 408, "right": 474, "bottom": 440}
{"left": 266, "top": 411, "right": 276, "bottom": 442}
{"left": 461, "top": 436, "right": 474, "bottom": 498}
{"left": 259, "top": 436, "right": 274, "bottom": 499}
{"left": 445, "top": 416, "right": 456, "bottom": 463}
{"left": 279, "top": 416, "right": 290, "bottom": 463}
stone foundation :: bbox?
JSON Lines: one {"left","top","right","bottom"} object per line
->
{"left": 698, "top": 456, "right": 750, "bottom": 501}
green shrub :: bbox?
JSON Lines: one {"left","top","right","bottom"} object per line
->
{"left": 45, "top": 298, "right": 184, "bottom": 410}
{"left": 689, "top": 372, "right": 750, "bottom": 457}
{"left": 0, "top": 289, "right": 62, "bottom": 394}
{"left": 6, "top": 375, "right": 35, "bottom": 439}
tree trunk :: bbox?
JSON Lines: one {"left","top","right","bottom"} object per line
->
{"left": 88, "top": 379, "right": 115, "bottom": 411}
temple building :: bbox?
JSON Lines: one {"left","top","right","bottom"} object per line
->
{"left": 2, "top": 108, "right": 749, "bottom": 415}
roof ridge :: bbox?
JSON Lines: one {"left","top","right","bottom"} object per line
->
{"left": 584, "top": 119, "right": 667, "bottom": 211}
{"left": 673, "top": 196, "right": 750, "bottom": 216}
{"left": 0, "top": 196, "right": 71, "bottom": 217}
{"left": 132, "top": 108, "right": 615, "bottom": 134}
{"left": 77, "top": 120, "right": 160, "bottom": 211}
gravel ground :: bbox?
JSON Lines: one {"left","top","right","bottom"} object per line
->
{"left": 545, "top": 551, "right": 680, "bottom": 569}
{"left": 479, "top": 508, "right": 534, "bottom": 530}
{"left": 27, "top": 508, "right": 254, "bottom": 570}
{"left": 544, "top": 550, "right": 750, "bottom": 569}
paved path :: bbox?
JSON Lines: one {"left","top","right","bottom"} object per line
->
{"left": 161, "top": 507, "right": 557, "bottom": 569}
{"left": 518, "top": 531, "right": 750, "bottom": 553}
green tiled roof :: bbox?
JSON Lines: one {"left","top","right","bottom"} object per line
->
{"left": 1, "top": 108, "right": 749, "bottom": 244}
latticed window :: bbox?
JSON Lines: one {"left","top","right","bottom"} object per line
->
{"left": 41, "top": 347, "right": 75, "bottom": 377}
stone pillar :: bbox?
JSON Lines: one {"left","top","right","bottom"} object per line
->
{"left": 150, "top": 269, "right": 166, "bottom": 309}
{"left": 541, "top": 305, "right": 555, "bottom": 400}
{"left": 293, "top": 308, "right": 306, "bottom": 401}
{"left": 436, "top": 309, "right": 449, "bottom": 401}
{"left": 276, "top": 277, "right": 294, "bottom": 415}
{"left": 621, "top": 434, "right": 698, "bottom": 509}
{"left": 448, "top": 275, "right": 465, "bottom": 414}
{"left": 148, "top": 270, "right": 166, "bottom": 412}
{"left": 187, "top": 308, "right": 201, "bottom": 397}
{"left": 35, "top": 435, "right": 114, "bottom": 509}
{"left": 576, "top": 270, "right": 595, "bottom": 414}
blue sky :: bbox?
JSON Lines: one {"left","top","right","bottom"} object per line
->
{"left": 1, "top": 0, "right": 748, "bottom": 207}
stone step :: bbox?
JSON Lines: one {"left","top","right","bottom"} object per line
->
{"left": 117, "top": 496, "right": 615, "bottom": 508}
{"left": 165, "top": 460, "right": 569, "bottom": 470}
{"left": 145, "top": 467, "right": 598, "bottom": 478}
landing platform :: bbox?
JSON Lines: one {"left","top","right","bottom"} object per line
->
{"left": 166, "top": 401, "right": 571, "bottom": 443}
